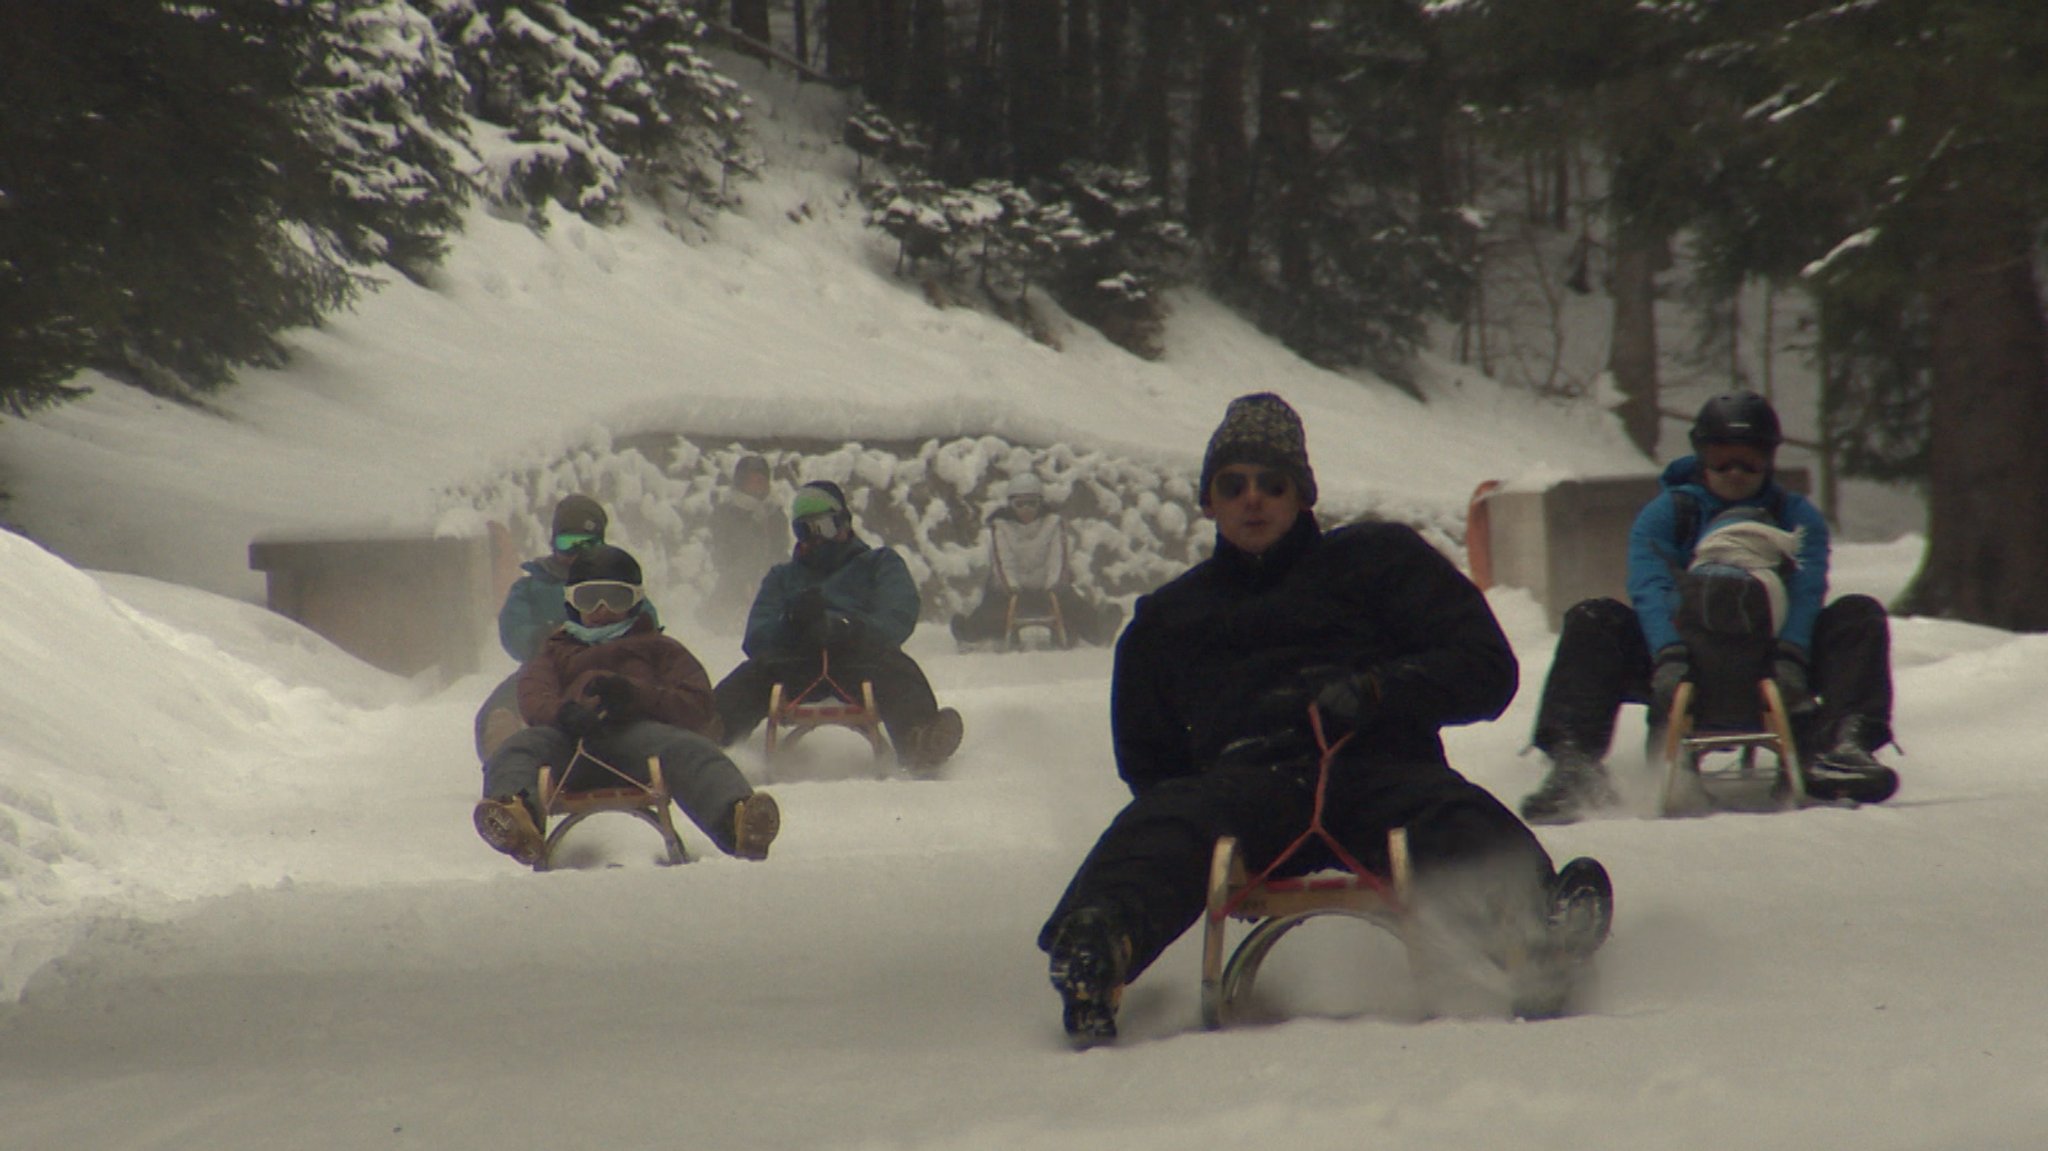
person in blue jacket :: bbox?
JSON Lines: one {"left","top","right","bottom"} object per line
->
{"left": 712, "top": 481, "right": 964, "bottom": 768}
{"left": 474, "top": 494, "right": 656, "bottom": 759}
{"left": 1519, "top": 391, "right": 1898, "bottom": 824}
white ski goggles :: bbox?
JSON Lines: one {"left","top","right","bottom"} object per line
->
{"left": 565, "top": 580, "right": 644, "bottom": 615}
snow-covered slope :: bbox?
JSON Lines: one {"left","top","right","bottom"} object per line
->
{"left": 4, "top": 59, "right": 2039, "bottom": 1151}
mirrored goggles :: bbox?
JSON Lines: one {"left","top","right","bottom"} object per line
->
{"left": 1211, "top": 469, "right": 1292, "bottom": 501}
{"left": 553, "top": 531, "right": 601, "bottom": 554}
{"left": 565, "top": 580, "right": 644, "bottom": 615}
{"left": 794, "top": 511, "right": 840, "bottom": 540}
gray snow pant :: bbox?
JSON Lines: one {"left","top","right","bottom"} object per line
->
{"left": 482, "top": 721, "right": 757, "bottom": 855}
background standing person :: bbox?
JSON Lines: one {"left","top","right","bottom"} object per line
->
{"left": 1039, "top": 393, "right": 1595, "bottom": 1047}
{"left": 702, "top": 454, "right": 788, "bottom": 628}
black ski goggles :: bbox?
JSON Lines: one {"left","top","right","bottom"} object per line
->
{"left": 1211, "top": 469, "right": 1293, "bottom": 501}
{"left": 565, "top": 580, "right": 644, "bottom": 615}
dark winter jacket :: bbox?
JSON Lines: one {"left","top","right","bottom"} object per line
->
{"left": 1112, "top": 512, "right": 1518, "bottom": 797}
{"left": 741, "top": 535, "right": 921, "bottom": 659}
{"left": 516, "top": 611, "right": 718, "bottom": 737}
{"left": 1627, "top": 457, "right": 1830, "bottom": 656}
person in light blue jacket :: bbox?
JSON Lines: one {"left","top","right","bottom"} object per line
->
{"left": 712, "top": 481, "right": 963, "bottom": 769}
{"left": 1519, "top": 392, "right": 1898, "bottom": 823}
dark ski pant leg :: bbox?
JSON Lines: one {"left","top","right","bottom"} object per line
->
{"left": 1806, "top": 594, "right": 1895, "bottom": 750}
{"left": 481, "top": 725, "right": 576, "bottom": 799}
{"left": 1326, "top": 759, "right": 1556, "bottom": 933}
{"left": 713, "top": 655, "right": 817, "bottom": 746}
{"left": 834, "top": 646, "right": 941, "bottom": 747}
{"left": 1532, "top": 598, "right": 1654, "bottom": 758}
{"left": 591, "top": 721, "right": 758, "bottom": 855}
{"left": 951, "top": 588, "right": 1010, "bottom": 643}
{"left": 472, "top": 670, "right": 524, "bottom": 761}
{"left": 1038, "top": 765, "right": 1315, "bottom": 982}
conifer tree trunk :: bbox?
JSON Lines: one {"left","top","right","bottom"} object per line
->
{"left": 1254, "top": 3, "right": 1311, "bottom": 294}
{"left": 1606, "top": 216, "right": 1664, "bottom": 457}
{"left": 730, "top": 0, "right": 769, "bottom": 50}
{"left": 1005, "top": 0, "right": 1064, "bottom": 180}
{"left": 1896, "top": 212, "right": 2048, "bottom": 630}
{"left": 1065, "top": 0, "right": 1096, "bottom": 156}
{"left": 1188, "top": 0, "right": 1250, "bottom": 269}
{"left": 1095, "top": 0, "right": 1131, "bottom": 162}
{"left": 1133, "top": 0, "right": 1177, "bottom": 209}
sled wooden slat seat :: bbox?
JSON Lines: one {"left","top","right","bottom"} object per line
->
{"left": 534, "top": 754, "right": 688, "bottom": 872}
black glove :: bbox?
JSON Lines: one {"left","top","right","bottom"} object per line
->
{"left": 553, "top": 699, "right": 603, "bottom": 740}
{"left": 1650, "top": 645, "right": 1691, "bottom": 718}
{"left": 1312, "top": 671, "right": 1381, "bottom": 734}
{"left": 1771, "top": 641, "right": 1816, "bottom": 715}
{"left": 786, "top": 588, "right": 827, "bottom": 645}
{"left": 589, "top": 674, "right": 641, "bottom": 724}
{"left": 822, "top": 612, "right": 859, "bottom": 649}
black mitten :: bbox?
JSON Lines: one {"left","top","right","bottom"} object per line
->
{"left": 589, "top": 674, "right": 641, "bottom": 724}
{"left": 554, "top": 699, "right": 603, "bottom": 739}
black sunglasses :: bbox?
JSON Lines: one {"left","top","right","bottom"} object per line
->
{"left": 1212, "top": 470, "right": 1293, "bottom": 501}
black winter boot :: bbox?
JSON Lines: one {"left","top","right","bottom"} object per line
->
{"left": 1803, "top": 718, "right": 1899, "bottom": 804}
{"left": 1047, "top": 907, "right": 1131, "bottom": 1049}
{"left": 1519, "top": 747, "right": 1620, "bottom": 825}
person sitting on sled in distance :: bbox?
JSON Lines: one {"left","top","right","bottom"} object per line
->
{"left": 701, "top": 454, "right": 789, "bottom": 628}
{"left": 949, "top": 472, "right": 1123, "bottom": 649}
{"left": 712, "top": 480, "right": 964, "bottom": 769}
{"left": 473, "top": 544, "right": 780, "bottom": 866}
{"left": 472, "top": 493, "right": 660, "bottom": 761}
{"left": 1039, "top": 392, "right": 1583, "bottom": 1047}
{"left": 1517, "top": 390, "right": 1899, "bottom": 825}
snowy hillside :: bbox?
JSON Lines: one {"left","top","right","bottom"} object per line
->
{"left": 3, "top": 62, "right": 2043, "bottom": 1151}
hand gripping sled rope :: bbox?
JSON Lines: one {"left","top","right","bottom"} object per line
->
{"left": 532, "top": 741, "right": 689, "bottom": 872}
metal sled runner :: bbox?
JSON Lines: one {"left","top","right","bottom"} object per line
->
{"left": 533, "top": 743, "right": 689, "bottom": 871}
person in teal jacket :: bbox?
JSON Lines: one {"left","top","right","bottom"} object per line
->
{"left": 474, "top": 494, "right": 656, "bottom": 759}
{"left": 713, "top": 481, "right": 963, "bottom": 768}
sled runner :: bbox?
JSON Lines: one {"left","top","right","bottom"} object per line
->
{"left": 1658, "top": 677, "right": 1805, "bottom": 815}
{"left": 1004, "top": 590, "right": 1069, "bottom": 651}
{"left": 763, "top": 650, "right": 888, "bottom": 772}
{"left": 533, "top": 744, "right": 689, "bottom": 871}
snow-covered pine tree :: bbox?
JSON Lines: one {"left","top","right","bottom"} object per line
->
{"left": 587, "top": 0, "right": 755, "bottom": 216}
{"left": 450, "top": 0, "right": 627, "bottom": 225}
{"left": 297, "top": 0, "right": 476, "bottom": 281}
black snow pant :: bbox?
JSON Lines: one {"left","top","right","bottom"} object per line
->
{"left": 1037, "top": 753, "right": 1556, "bottom": 982}
{"left": 481, "top": 720, "right": 757, "bottom": 855}
{"left": 714, "top": 644, "right": 942, "bottom": 757}
{"left": 1531, "top": 594, "right": 1894, "bottom": 760}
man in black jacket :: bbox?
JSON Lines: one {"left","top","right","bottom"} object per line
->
{"left": 1038, "top": 392, "right": 1593, "bottom": 1046}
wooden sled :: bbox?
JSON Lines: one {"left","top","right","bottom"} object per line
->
{"left": 1202, "top": 827, "right": 1419, "bottom": 1030}
{"left": 763, "top": 650, "right": 888, "bottom": 774}
{"left": 1003, "top": 590, "right": 1069, "bottom": 650}
{"left": 1659, "top": 679, "right": 1805, "bottom": 816}
{"left": 533, "top": 747, "right": 688, "bottom": 872}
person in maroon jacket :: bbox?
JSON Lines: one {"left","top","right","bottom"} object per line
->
{"left": 473, "top": 544, "right": 780, "bottom": 865}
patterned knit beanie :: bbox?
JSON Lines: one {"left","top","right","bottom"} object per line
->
{"left": 1198, "top": 392, "right": 1318, "bottom": 508}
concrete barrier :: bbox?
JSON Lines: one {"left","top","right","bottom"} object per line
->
{"left": 1479, "top": 469, "right": 1808, "bottom": 631}
{"left": 249, "top": 534, "right": 496, "bottom": 678}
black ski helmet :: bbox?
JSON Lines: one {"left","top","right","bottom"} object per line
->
{"left": 1689, "top": 391, "right": 1783, "bottom": 452}
{"left": 566, "top": 543, "right": 644, "bottom": 587}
